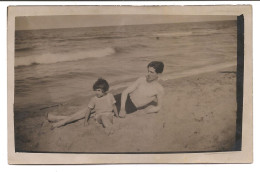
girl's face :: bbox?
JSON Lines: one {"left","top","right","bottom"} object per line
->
{"left": 95, "top": 88, "right": 105, "bottom": 98}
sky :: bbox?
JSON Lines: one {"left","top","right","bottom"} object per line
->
{"left": 15, "top": 15, "right": 237, "bottom": 30}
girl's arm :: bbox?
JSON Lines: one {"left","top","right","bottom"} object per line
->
{"left": 84, "top": 107, "right": 92, "bottom": 126}
{"left": 113, "top": 104, "right": 119, "bottom": 117}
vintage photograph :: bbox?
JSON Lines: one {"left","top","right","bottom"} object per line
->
{"left": 8, "top": 6, "right": 252, "bottom": 164}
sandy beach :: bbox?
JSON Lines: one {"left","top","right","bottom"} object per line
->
{"left": 14, "top": 64, "right": 237, "bottom": 153}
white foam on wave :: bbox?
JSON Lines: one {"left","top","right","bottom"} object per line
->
{"left": 161, "top": 62, "right": 237, "bottom": 81}
{"left": 15, "top": 47, "right": 116, "bottom": 67}
{"left": 153, "top": 29, "right": 220, "bottom": 38}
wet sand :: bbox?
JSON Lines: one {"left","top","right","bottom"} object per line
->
{"left": 14, "top": 64, "right": 237, "bottom": 153}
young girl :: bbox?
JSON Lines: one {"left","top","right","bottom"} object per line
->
{"left": 48, "top": 78, "right": 119, "bottom": 133}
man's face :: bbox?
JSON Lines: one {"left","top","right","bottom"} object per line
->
{"left": 147, "top": 67, "right": 158, "bottom": 82}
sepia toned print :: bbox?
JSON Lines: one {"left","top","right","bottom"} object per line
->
{"left": 8, "top": 6, "right": 252, "bottom": 164}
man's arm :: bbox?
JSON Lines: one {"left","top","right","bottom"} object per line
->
{"left": 84, "top": 107, "right": 92, "bottom": 126}
{"left": 113, "top": 104, "right": 119, "bottom": 117}
{"left": 145, "top": 87, "right": 164, "bottom": 114}
{"left": 119, "top": 77, "right": 142, "bottom": 117}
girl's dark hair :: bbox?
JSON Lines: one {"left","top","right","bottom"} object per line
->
{"left": 147, "top": 61, "right": 164, "bottom": 74}
{"left": 93, "top": 78, "right": 109, "bottom": 92}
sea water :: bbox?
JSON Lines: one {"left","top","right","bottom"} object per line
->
{"left": 14, "top": 20, "right": 237, "bottom": 115}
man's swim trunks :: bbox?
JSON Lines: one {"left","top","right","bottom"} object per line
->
{"left": 114, "top": 93, "right": 137, "bottom": 114}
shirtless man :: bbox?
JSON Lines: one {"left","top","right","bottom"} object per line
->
{"left": 115, "top": 61, "right": 164, "bottom": 117}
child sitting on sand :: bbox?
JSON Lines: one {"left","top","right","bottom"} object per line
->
{"left": 85, "top": 78, "right": 119, "bottom": 133}
{"left": 48, "top": 78, "right": 119, "bottom": 134}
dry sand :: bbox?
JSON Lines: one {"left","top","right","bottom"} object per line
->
{"left": 14, "top": 64, "right": 237, "bottom": 153}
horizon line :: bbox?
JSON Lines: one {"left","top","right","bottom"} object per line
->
{"left": 15, "top": 19, "right": 236, "bottom": 31}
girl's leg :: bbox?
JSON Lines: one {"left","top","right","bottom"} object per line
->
{"left": 101, "top": 115, "right": 114, "bottom": 135}
{"left": 47, "top": 112, "right": 67, "bottom": 122}
{"left": 101, "top": 115, "right": 113, "bottom": 128}
{"left": 52, "top": 107, "right": 89, "bottom": 128}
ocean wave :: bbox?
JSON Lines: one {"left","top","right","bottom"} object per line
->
{"left": 95, "top": 36, "right": 125, "bottom": 40}
{"left": 153, "top": 31, "right": 193, "bottom": 38}
{"left": 15, "top": 46, "right": 35, "bottom": 52}
{"left": 15, "top": 47, "right": 116, "bottom": 67}
{"left": 152, "top": 30, "right": 220, "bottom": 38}
{"left": 113, "top": 44, "right": 148, "bottom": 54}
{"left": 191, "top": 30, "right": 219, "bottom": 36}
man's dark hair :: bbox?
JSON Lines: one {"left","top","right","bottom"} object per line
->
{"left": 93, "top": 78, "right": 109, "bottom": 92}
{"left": 147, "top": 61, "right": 164, "bottom": 74}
